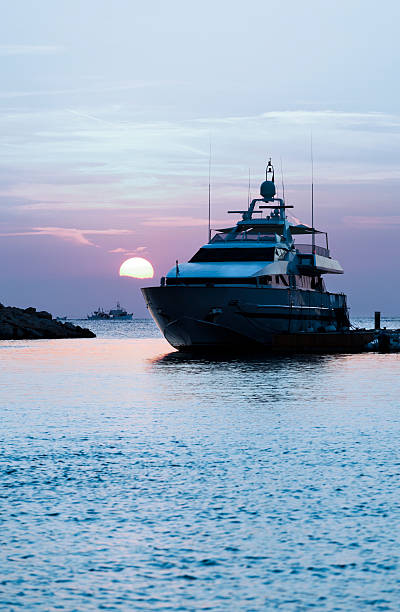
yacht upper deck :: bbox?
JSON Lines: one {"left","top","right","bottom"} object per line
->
{"left": 165, "top": 159, "right": 343, "bottom": 279}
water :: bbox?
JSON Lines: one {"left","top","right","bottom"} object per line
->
{"left": 1, "top": 318, "right": 400, "bottom": 610}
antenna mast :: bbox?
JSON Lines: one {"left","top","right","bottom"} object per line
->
{"left": 311, "top": 134, "right": 315, "bottom": 255}
{"left": 208, "top": 138, "right": 211, "bottom": 242}
{"left": 280, "top": 157, "right": 285, "bottom": 201}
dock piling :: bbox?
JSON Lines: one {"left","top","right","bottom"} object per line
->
{"left": 374, "top": 311, "right": 381, "bottom": 330}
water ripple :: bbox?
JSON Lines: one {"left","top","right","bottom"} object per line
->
{"left": 0, "top": 320, "right": 400, "bottom": 609}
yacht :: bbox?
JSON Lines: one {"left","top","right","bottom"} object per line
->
{"left": 142, "top": 160, "right": 372, "bottom": 352}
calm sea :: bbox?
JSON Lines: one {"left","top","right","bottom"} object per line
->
{"left": 1, "top": 317, "right": 400, "bottom": 610}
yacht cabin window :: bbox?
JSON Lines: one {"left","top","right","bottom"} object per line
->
{"left": 189, "top": 247, "right": 276, "bottom": 263}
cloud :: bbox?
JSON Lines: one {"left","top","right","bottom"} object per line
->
{"left": 66, "top": 109, "right": 123, "bottom": 127}
{"left": 109, "top": 245, "right": 148, "bottom": 255}
{"left": 344, "top": 216, "right": 400, "bottom": 228}
{"left": 142, "top": 216, "right": 229, "bottom": 228}
{"left": 0, "top": 227, "right": 133, "bottom": 246}
{"left": 0, "top": 45, "right": 64, "bottom": 56}
{"left": 287, "top": 214, "right": 306, "bottom": 226}
{"left": 0, "top": 80, "right": 175, "bottom": 99}
{"left": 193, "top": 109, "right": 400, "bottom": 131}
{"left": 2, "top": 106, "right": 400, "bottom": 220}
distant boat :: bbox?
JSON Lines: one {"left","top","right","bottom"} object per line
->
{"left": 108, "top": 302, "right": 133, "bottom": 320}
{"left": 87, "top": 302, "right": 133, "bottom": 320}
{"left": 87, "top": 308, "right": 111, "bottom": 320}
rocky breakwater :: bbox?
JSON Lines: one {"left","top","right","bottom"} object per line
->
{"left": 0, "top": 305, "right": 95, "bottom": 339}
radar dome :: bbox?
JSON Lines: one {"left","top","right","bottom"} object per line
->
{"left": 260, "top": 180, "right": 276, "bottom": 200}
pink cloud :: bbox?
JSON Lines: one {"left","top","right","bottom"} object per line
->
{"left": 344, "top": 216, "right": 400, "bottom": 228}
{"left": 0, "top": 227, "right": 133, "bottom": 246}
{"left": 108, "top": 245, "right": 148, "bottom": 256}
{"left": 142, "top": 216, "right": 228, "bottom": 228}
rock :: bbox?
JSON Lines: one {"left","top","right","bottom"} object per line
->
{"left": 25, "top": 328, "right": 43, "bottom": 339}
{"left": 0, "top": 322, "right": 14, "bottom": 339}
{"left": 13, "top": 327, "right": 25, "bottom": 340}
{"left": 37, "top": 310, "right": 53, "bottom": 320}
{"left": 0, "top": 305, "right": 96, "bottom": 340}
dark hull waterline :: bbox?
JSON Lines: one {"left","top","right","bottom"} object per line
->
{"left": 163, "top": 316, "right": 374, "bottom": 353}
{"left": 141, "top": 286, "right": 372, "bottom": 353}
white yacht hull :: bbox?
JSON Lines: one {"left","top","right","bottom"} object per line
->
{"left": 141, "top": 286, "right": 352, "bottom": 351}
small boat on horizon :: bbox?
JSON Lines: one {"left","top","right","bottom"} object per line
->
{"left": 108, "top": 302, "right": 133, "bottom": 320}
{"left": 87, "top": 302, "right": 133, "bottom": 320}
{"left": 87, "top": 307, "right": 110, "bottom": 320}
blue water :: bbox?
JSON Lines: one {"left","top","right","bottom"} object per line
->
{"left": 1, "top": 318, "right": 400, "bottom": 610}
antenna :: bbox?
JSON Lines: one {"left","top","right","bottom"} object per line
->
{"left": 247, "top": 168, "right": 251, "bottom": 207}
{"left": 311, "top": 133, "right": 315, "bottom": 255}
{"left": 280, "top": 157, "right": 285, "bottom": 201}
{"left": 208, "top": 137, "right": 211, "bottom": 242}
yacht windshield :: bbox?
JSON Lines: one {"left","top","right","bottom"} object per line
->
{"left": 211, "top": 231, "right": 277, "bottom": 242}
{"left": 189, "top": 247, "right": 275, "bottom": 262}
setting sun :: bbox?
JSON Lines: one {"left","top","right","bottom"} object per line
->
{"left": 119, "top": 257, "right": 154, "bottom": 279}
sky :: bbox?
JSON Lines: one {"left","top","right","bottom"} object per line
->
{"left": 1, "top": 0, "right": 400, "bottom": 317}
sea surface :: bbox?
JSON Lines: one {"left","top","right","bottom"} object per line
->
{"left": 1, "top": 317, "right": 400, "bottom": 610}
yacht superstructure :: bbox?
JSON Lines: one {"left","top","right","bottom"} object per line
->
{"left": 142, "top": 160, "right": 357, "bottom": 351}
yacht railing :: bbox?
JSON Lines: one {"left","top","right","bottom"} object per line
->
{"left": 296, "top": 244, "right": 330, "bottom": 257}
